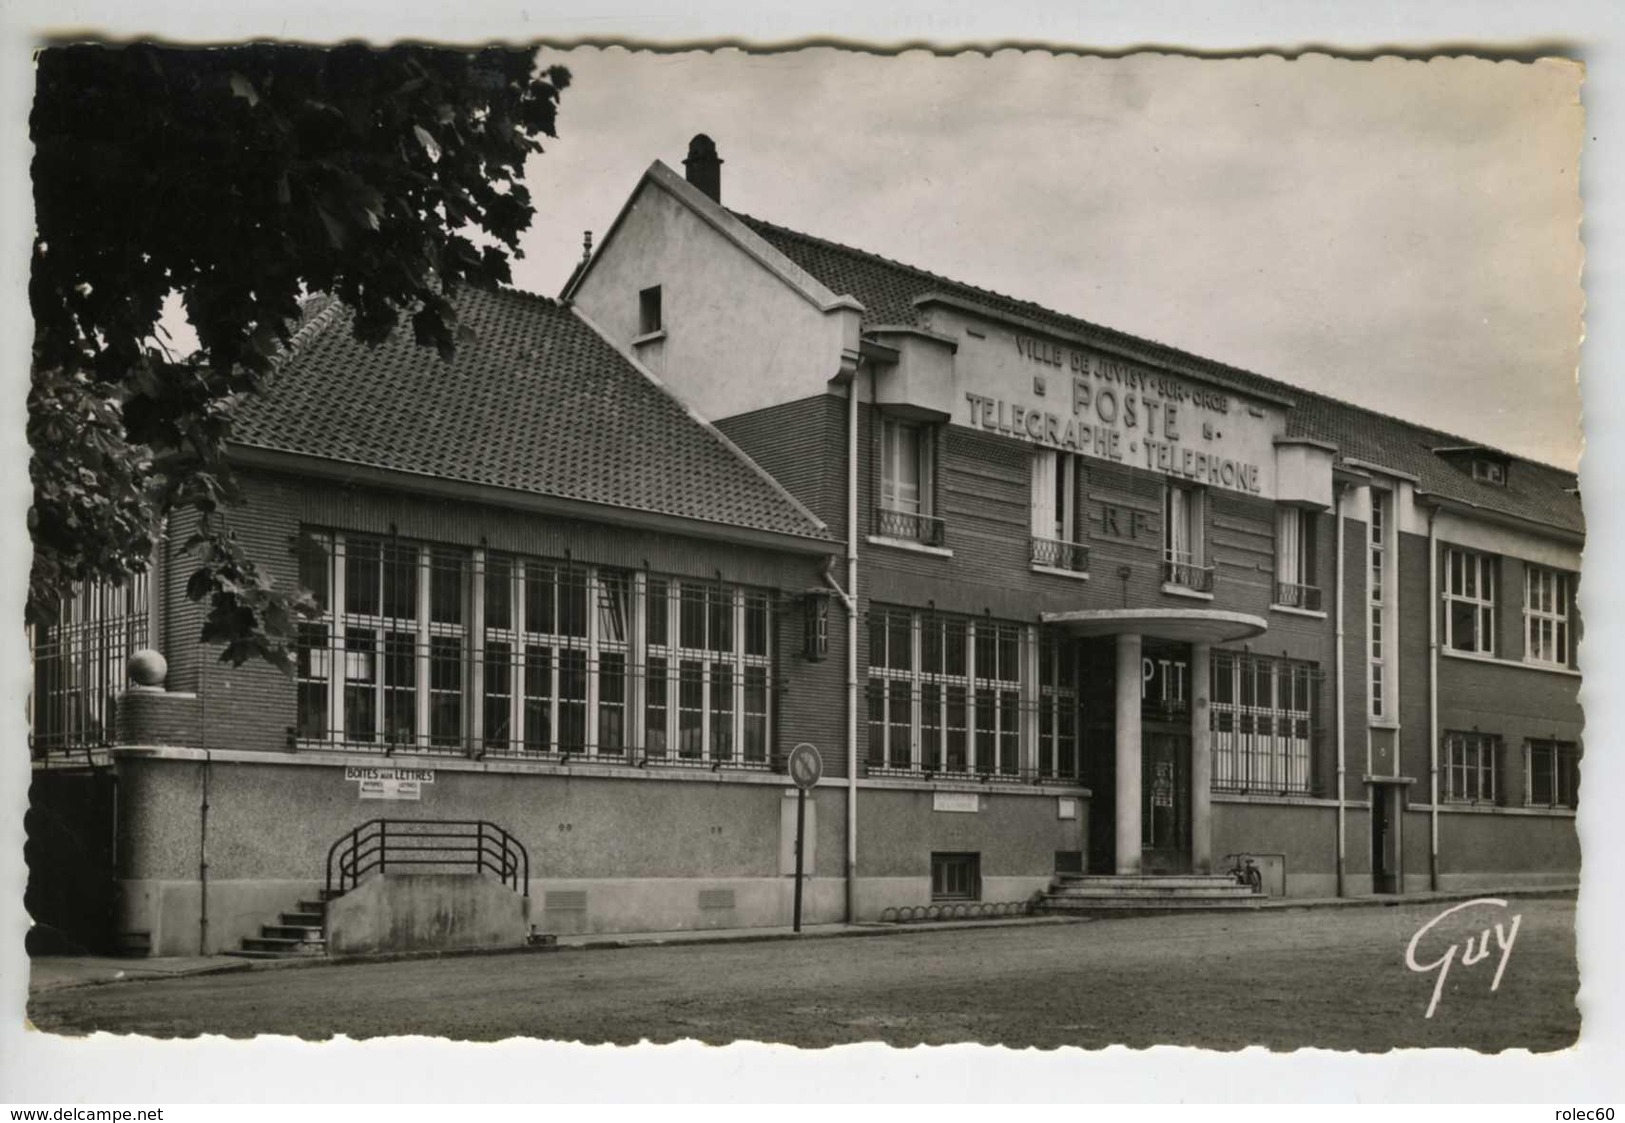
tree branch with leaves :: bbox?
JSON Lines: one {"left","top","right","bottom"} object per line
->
{"left": 29, "top": 43, "right": 570, "bottom": 669}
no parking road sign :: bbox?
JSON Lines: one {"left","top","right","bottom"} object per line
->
{"left": 787, "top": 742, "right": 823, "bottom": 790}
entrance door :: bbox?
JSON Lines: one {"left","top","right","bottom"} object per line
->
{"left": 1371, "top": 785, "right": 1400, "bottom": 893}
{"left": 1141, "top": 727, "right": 1191, "bottom": 873}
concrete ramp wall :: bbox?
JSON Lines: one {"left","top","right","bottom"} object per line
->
{"left": 325, "top": 872, "right": 530, "bottom": 957}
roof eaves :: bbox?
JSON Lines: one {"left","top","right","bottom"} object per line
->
{"left": 568, "top": 303, "right": 834, "bottom": 541}
{"left": 1415, "top": 489, "right": 1585, "bottom": 544}
{"left": 229, "top": 442, "right": 839, "bottom": 555}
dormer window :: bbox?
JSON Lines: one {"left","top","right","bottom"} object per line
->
{"left": 1433, "top": 445, "right": 1509, "bottom": 487}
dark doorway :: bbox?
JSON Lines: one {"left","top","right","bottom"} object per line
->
{"left": 1142, "top": 726, "right": 1191, "bottom": 872}
{"left": 1370, "top": 784, "right": 1400, "bottom": 894}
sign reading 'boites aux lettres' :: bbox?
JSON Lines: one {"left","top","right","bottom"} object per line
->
{"left": 345, "top": 766, "right": 435, "bottom": 801}
{"left": 945, "top": 313, "right": 1283, "bottom": 499}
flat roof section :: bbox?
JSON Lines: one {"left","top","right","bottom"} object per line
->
{"left": 1041, "top": 608, "right": 1268, "bottom": 645}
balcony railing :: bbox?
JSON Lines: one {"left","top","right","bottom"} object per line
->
{"left": 875, "top": 506, "right": 946, "bottom": 548}
{"left": 1030, "top": 537, "right": 1090, "bottom": 574}
{"left": 1163, "top": 558, "right": 1215, "bottom": 593}
{"left": 1274, "top": 581, "right": 1324, "bottom": 612}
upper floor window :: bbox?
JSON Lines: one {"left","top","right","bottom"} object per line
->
{"left": 876, "top": 417, "right": 942, "bottom": 546}
{"left": 1369, "top": 490, "right": 1389, "bottom": 718}
{"left": 1029, "top": 449, "right": 1089, "bottom": 573}
{"left": 1442, "top": 731, "right": 1499, "bottom": 805}
{"left": 1524, "top": 565, "right": 1572, "bottom": 666}
{"left": 1274, "top": 507, "right": 1321, "bottom": 610}
{"left": 1471, "top": 458, "right": 1507, "bottom": 486}
{"left": 1444, "top": 547, "right": 1496, "bottom": 656}
{"left": 638, "top": 285, "right": 662, "bottom": 334}
{"left": 1527, "top": 739, "right": 1580, "bottom": 809}
{"left": 1163, "top": 483, "right": 1210, "bottom": 591}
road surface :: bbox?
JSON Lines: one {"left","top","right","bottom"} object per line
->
{"left": 28, "top": 896, "right": 1578, "bottom": 1051}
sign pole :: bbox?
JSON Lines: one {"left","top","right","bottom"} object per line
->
{"left": 793, "top": 786, "right": 806, "bottom": 933}
{"left": 785, "top": 742, "right": 822, "bottom": 935}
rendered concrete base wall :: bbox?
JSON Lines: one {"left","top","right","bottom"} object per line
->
{"left": 1211, "top": 800, "right": 1339, "bottom": 897}
{"left": 325, "top": 872, "right": 530, "bottom": 957}
{"left": 530, "top": 875, "right": 844, "bottom": 935}
{"left": 117, "top": 877, "right": 319, "bottom": 957}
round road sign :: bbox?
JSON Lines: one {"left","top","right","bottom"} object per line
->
{"left": 787, "top": 742, "right": 823, "bottom": 790}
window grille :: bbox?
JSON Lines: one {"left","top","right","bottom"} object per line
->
{"left": 866, "top": 608, "right": 1041, "bottom": 781}
{"left": 1527, "top": 739, "right": 1580, "bottom": 809}
{"left": 1210, "top": 651, "right": 1319, "bottom": 795}
{"left": 1442, "top": 731, "right": 1500, "bottom": 804}
{"left": 29, "top": 574, "right": 151, "bottom": 755}
{"left": 294, "top": 531, "right": 776, "bottom": 767}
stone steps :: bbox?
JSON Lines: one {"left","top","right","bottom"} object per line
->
{"left": 1036, "top": 872, "right": 1265, "bottom": 915}
{"left": 225, "top": 891, "right": 341, "bottom": 959}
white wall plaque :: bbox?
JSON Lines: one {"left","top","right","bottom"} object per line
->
{"left": 932, "top": 792, "right": 980, "bottom": 813}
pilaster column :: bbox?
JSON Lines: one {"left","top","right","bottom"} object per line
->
{"left": 1114, "top": 632, "right": 1143, "bottom": 875}
{"left": 1189, "top": 641, "right": 1213, "bottom": 874}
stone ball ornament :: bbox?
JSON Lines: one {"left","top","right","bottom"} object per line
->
{"left": 127, "top": 649, "right": 167, "bottom": 688}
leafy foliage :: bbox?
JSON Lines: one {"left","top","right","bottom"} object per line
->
{"left": 29, "top": 44, "right": 570, "bottom": 668}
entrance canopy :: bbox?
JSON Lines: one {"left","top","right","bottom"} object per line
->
{"left": 1041, "top": 608, "right": 1267, "bottom": 645}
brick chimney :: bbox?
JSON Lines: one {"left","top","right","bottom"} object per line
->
{"left": 683, "top": 134, "right": 723, "bottom": 203}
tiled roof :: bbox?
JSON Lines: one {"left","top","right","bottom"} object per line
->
{"left": 739, "top": 214, "right": 1583, "bottom": 537}
{"left": 232, "top": 285, "right": 832, "bottom": 544}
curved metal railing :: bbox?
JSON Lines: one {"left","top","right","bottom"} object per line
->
{"left": 325, "top": 819, "right": 529, "bottom": 898}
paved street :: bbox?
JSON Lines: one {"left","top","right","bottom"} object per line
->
{"left": 28, "top": 897, "right": 1578, "bottom": 1051}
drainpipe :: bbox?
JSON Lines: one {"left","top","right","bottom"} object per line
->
{"left": 1427, "top": 503, "right": 1441, "bottom": 891}
{"left": 844, "top": 369, "right": 861, "bottom": 922}
{"left": 1334, "top": 480, "right": 1348, "bottom": 897}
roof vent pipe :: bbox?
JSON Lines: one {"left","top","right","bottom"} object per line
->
{"left": 683, "top": 134, "right": 723, "bottom": 203}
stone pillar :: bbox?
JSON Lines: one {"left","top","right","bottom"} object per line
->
{"left": 1189, "top": 642, "right": 1213, "bottom": 874}
{"left": 1114, "top": 632, "right": 1143, "bottom": 875}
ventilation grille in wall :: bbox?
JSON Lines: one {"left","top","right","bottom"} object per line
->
{"left": 698, "top": 888, "right": 736, "bottom": 911}
{"left": 544, "top": 890, "right": 588, "bottom": 912}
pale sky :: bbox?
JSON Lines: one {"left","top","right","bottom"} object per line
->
{"left": 513, "top": 48, "right": 1585, "bottom": 470}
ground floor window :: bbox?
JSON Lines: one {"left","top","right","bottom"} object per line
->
{"left": 866, "top": 607, "right": 1029, "bottom": 778}
{"left": 1442, "top": 731, "right": 1500, "bottom": 804}
{"left": 931, "top": 852, "right": 981, "bottom": 901}
{"left": 295, "top": 530, "right": 776, "bottom": 765}
{"left": 1527, "top": 739, "right": 1580, "bottom": 809}
{"left": 1210, "top": 651, "right": 1318, "bottom": 794}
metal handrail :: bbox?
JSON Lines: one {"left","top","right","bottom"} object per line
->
{"left": 325, "top": 818, "right": 529, "bottom": 898}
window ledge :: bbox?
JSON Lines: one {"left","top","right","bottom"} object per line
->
{"left": 1161, "top": 583, "right": 1214, "bottom": 601}
{"left": 1441, "top": 649, "right": 1581, "bottom": 678}
{"left": 1270, "top": 604, "right": 1327, "bottom": 620}
{"left": 631, "top": 328, "right": 667, "bottom": 346}
{"left": 1368, "top": 719, "right": 1401, "bottom": 731}
{"left": 865, "top": 534, "right": 953, "bottom": 558}
{"left": 1031, "top": 564, "right": 1090, "bottom": 581}
{"left": 859, "top": 773, "right": 1090, "bottom": 798}
{"left": 1414, "top": 801, "right": 1577, "bottom": 818}
{"left": 1212, "top": 792, "right": 1365, "bottom": 809}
